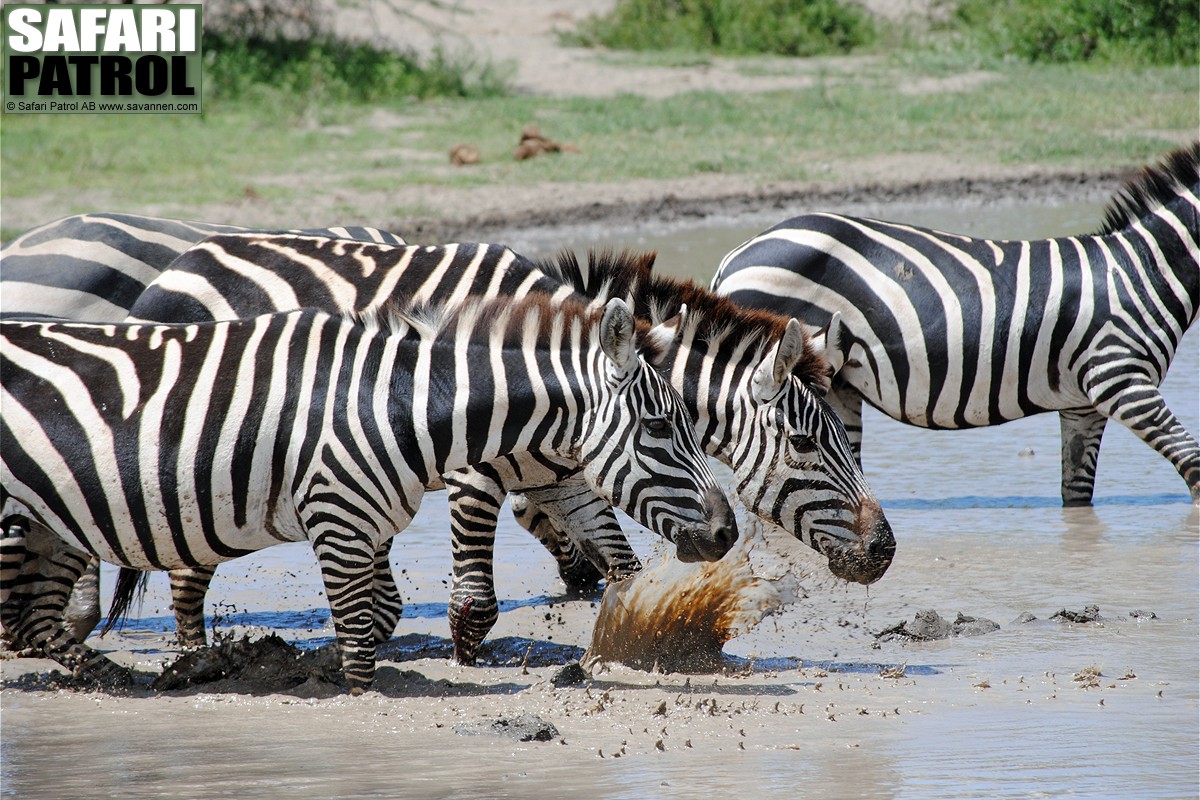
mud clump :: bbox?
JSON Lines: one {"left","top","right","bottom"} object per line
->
{"left": 152, "top": 634, "right": 343, "bottom": 696}
{"left": 876, "top": 610, "right": 1000, "bottom": 642}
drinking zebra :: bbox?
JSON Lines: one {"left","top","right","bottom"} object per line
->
{"left": 0, "top": 294, "right": 736, "bottom": 691}
{"left": 122, "top": 235, "right": 894, "bottom": 662}
{"left": 713, "top": 143, "right": 1199, "bottom": 505}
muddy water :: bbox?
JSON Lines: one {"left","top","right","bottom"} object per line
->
{"left": 3, "top": 200, "right": 1197, "bottom": 799}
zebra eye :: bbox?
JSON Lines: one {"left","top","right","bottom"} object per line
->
{"left": 643, "top": 416, "right": 671, "bottom": 438}
{"left": 789, "top": 433, "right": 817, "bottom": 455}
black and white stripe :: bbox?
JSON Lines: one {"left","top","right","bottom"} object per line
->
{"left": 713, "top": 143, "right": 1200, "bottom": 504}
{"left": 0, "top": 213, "right": 408, "bottom": 646}
{"left": 1, "top": 295, "right": 733, "bottom": 690}
{"left": 139, "top": 238, "right": 894, "bottom": 660}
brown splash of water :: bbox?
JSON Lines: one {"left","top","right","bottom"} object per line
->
{"left": 583, "top": 522, "right": 807, "bottom": 674}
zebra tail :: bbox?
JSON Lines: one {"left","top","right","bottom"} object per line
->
{"left": 100, "top": 567, "right": 150, "bottom": 636}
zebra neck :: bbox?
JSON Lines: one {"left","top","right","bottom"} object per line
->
{"left": 380, "top": 336, "right": 588, "bottom": 482}
{"left": 1103, "top": 191, "right": 1200, "bottom": 329}
{"left": 662, "top": 339, "right": 755, "bottom": 462}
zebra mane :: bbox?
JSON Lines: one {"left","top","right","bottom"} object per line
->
{"left": 1098, "top": 141, "right": 1199, "bottom": 235}
{"left": 537, "top": 248, "right": 829, "bottom": 388}
{"left": 534, "top": 248, "right": 654, "bottom": 304}
{"left": 358, "top": 290, "right": 665, "bottom": 363}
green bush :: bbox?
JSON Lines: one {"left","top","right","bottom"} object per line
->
{"left": 954, "top": 0, "right": 1198, "bottom": 64}
{"left": 203, "top": 33, "right": 510, "bottom": 103}
{"left": 570, "top": 0, "right": 875, "bottom": 57}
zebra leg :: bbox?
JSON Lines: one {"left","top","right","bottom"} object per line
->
{"left": 823, "top": 383, "right": 866, "bottom": 465}
{"left": 1059, "top": 409, "right": 1108, "bottom": 506}
{"left": 371, "top": 541, "right": 403, "bottom": 644}
{"left": 0, "top": 514, "right": 30, "bottom": 647}
{"left": 5, "top": 529, "right": 130, "bottom": 683}
{"left": 444, "top": 470, "right": 505, "bottom": 666}
{"left": 519, "top": 480, "right": 643, "bottom": 581}
{"left": 168, "top": 567, "right": 216, "bottom": 647}
{"left": 63, "top": 558, "right": 102, "bottom": 643}
{"left": 311, "top": 531, "right": 379, "bottom": 694}
{"left": 1088, "top": 375, "right": 1200, "bottom": 503}
{"left": 508, "top": 492, "right": 605, "bottom": 593}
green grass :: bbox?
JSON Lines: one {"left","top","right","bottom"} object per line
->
{"left": 1, "top": 59, "right": 1194, "bottom": 235}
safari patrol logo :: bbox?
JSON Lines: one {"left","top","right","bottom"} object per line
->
{"left": 3, "top": 3, "right": 202, "bottom": 114}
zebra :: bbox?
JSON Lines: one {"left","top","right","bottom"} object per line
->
{"left": 0, "top": 214, "right": 625, "bottom": 650}
{"left": 712, "top": 143, "right": 1200, "bottom": 505}
{"left": 0, "top": 211, "right": 406, "bottom": 322}
{"left": 119, "top": 234, "right": 894, "bottom": 662}
{"left": 0, "top": 213, "right": 410, "bottom": 644}
{"left": 0, "top": 294, "right": 736, "bottom": 691}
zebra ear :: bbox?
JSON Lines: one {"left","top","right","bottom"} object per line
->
{"left": 809, "top": 312, "right": 848, "bottom": 377}
{"left": 753, "top": 318, "right": 806, "bottom": 402}
{"left": 599, "top": 297, "right": 638, "bottom": 379}
{"left": 644, "top": 303, "right": 686, "bottom": 366}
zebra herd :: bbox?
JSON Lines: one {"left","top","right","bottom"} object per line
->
{"left": 1, "top": 142, "right": 1195, "bottom": 692}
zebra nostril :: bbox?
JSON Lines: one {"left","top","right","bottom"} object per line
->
{"left": 702, "top": 487, "right": 739, "bottom": 552}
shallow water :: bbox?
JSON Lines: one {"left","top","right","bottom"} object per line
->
{"left": 3, "top": 200, "right": 1197, "bottom": 799}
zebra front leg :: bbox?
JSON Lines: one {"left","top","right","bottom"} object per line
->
{"left": 520, "top": 481, "right": 642, "bottom": 581}
{"left": 509, "top": 492, "right": 605, "bottom": 593}
{"left": 371, "top": 540, "right": 402, "bottom": 644}
{"left": 1088, "top": 376, "right": 1200, "bottom": 503}
{"left": 312, "top": 531, "right": 380, "bottom": 694}
{"left": 1059, "top": 409, "right": 1108, "bottom": 506}
{"left": 444, "top": 471, "right": 504, "bottom": 665}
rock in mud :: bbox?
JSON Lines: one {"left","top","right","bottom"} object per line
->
{"left": 1050, "top": 605, "right": 1103, "bottom": 624}
{"left": 876, "top": 610, "right": 1000, "bottom": 642}
{"left": 455, "top": 714, "right": 560, "bottom": 742}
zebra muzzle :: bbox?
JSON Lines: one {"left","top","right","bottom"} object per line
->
{"left": 674, "top": 487, "right": 738, "bottom": 563}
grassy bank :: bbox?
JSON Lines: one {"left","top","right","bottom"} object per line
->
{"left": 1, "top": 56, "right": 1195, "bottom": 239}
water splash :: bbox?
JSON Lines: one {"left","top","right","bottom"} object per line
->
{"left": 583, "top": 521, "right": 810, "bottom": 674}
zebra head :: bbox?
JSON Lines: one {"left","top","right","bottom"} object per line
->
{"left": 723, "top": 314, "right": 895, "bottom": 584}
{"left": 579, "top": 298, "right": 738, "bottom": 563}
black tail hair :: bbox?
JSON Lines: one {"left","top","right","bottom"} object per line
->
{"left": 99, "top": 567, "right": 150, "bottom": 636}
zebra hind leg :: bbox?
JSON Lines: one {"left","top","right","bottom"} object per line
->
{"left": 167, "top": 566, "right": 217, "bottom": 647}
{"left": 7, "top": 529, "right": 132, "bottom": 686}
{"left": 1059, "top": 409, "right": 1108, "bottom": 506}
{"left": 311, "top": 532, "right": 379, "bottom": 694}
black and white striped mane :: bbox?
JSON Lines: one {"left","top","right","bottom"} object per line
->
{"left": 539, "top": 248, "right": 830, "bottom": 388}
{"left": 1098, "top": 141, "right": 1199, "bottom": 235}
